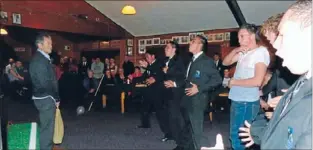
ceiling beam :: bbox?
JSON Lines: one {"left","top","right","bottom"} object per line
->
{"left": 225, "top": 0, "right": 246, "bottom": 26}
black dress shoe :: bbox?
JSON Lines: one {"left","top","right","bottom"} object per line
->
{"left": 136, "top": 125, "right": 150, "bottom": 128}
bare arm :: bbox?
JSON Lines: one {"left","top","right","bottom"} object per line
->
{"left": 223, "top": 47, "right": 248, "bottom": 66}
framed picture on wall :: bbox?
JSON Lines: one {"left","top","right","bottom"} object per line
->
{"left": 189, "top": 33, "right": 197, "bottom": 41}
{"left": 12, "top": 13, "right": 21, "bottom": 24}
{"left": 180, "top": 36, "right": 189, "bottom": 44}
{"left": 0, "top": 11, "right": 8, "bottom": 23}
{"left": 138, "top": 46, "right": 146, "bottom": 54}
{"left": 214, "top": 33, "right": 224, "bottom": 42}
{"left": 127, "top": 39, "right": 133, "bottom": 46}
{"left": 207, "top": 34, "right": 214, "bottom": 42}
{"left": 145, "top": 39, "right": 152, "bottom": 46}
{"left": 172, "top": 36, "right": 180, "bottom": 44}
{"left": 224, "top": 32, "right": 230, "bottom": 41}
{"left": 127, "top": 47, "right": 133, "bottom": 56}
{"left": 138, "top": 39, "right": 145, "bottom": 46}
{"left": 196, "top": 32, "right": 205, "bottom": 36}
{"left": 160, "top": 39, "right": 166, "bottom": 45}
{"left": 153, "top": 38, "right": 160, "bottom": 45}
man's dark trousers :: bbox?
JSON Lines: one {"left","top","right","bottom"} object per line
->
{"left": 33, "top": 97, "right": 56, "bottom": 150}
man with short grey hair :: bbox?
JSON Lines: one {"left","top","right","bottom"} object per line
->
{"left": 29, "top": 32, "right": 60, "bottom": 150}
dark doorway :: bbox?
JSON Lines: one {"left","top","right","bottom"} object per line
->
{"left": 206, "top": 44, "right": 221, "bottom": 58}
{"left": 80, "top": 49, "right": 120, "bottom": 64}
{"left": 0, "top": 38, "right": 17, "bottom": 67}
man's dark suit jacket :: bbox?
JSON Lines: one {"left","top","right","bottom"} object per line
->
{"left": 261, "top": 76, "right": 311, "bottom": 149}
{"left": 179, "top": 53, "right": 222, "bottom": 108}
{"left": 139, "top": 59, "right": 165, "bottom": 101}
{"left": 215, "top": 59, "right": 224, "bottom": 78}
{"left": 123, "top": 61, "right": 135, "bottom": 76}
{"left": 262, "top": 69, "right": 299, "bottom": 100}
{"left": 164, "top": 55, "right": 186, "bottom": 101}
{"left": 251, "top": 69, "right": 299, "bottom": 144}
{"left": 78, "top": 61, "right": 90, "bottom": 76}
{"left": 29, "top": 51, "right": 60, "bottom": 102}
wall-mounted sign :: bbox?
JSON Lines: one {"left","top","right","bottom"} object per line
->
{"left": 14, "top": 47, "right": 25, "bottom": 52}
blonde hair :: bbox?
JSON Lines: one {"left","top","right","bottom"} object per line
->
{"left": 260, "top": 13, "right": 284, "bottom": 35}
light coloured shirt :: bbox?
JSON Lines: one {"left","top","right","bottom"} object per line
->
{"left": 165, "top": 56, "right": 174, "bottom": 67}
{"left": 222, "top": 77, "right": 231, "bottom": 87}
{"left": 91, "top": 62, "right": 104, "bottom": 79}
{"left": 229, "top": 46, "right": 270, "bottom": 102}
{"left": 38, "top": 49, "right": 51, "bottom": 61}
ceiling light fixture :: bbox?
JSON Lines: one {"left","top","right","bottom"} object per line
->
{"left": 121, "top": 5, "right": 136, "bottom": 15}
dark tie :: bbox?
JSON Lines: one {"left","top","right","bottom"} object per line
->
{"left": 280, "top": 76, "right": 306, "bottom": 116}
{"left": 186, "top": 56, "right": 195, "bottom": 79}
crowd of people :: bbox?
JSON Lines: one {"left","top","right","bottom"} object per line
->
{"left": 2, "top": 0, "right": 311, "bottom": 150}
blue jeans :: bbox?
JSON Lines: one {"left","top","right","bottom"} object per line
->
{"left": 230, "top": 100, "right": 260, "bottom": 150}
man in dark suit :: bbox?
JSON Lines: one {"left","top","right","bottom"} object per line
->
{"left": 137, "top": 50, "right": 169, "bottom": 138}
{"left": 239, "top": 1, "right": 312, "bottom": 149}
{"left": 122, "top": 56, "right": 135, "bottom": 77}
{"left": 78, "top": 56, "right": 90, "bottom": 78}
{"left": 29, "top": 32, "right": 60, "bottom": 150}
{"left": 169, "top": 35, "right": 222, "bottom": 150}
{"left": 213, "top": 53, "right": 224, "bottom": 77}
{"left": 163, "top": 41, "right": 186, "bottom": 142}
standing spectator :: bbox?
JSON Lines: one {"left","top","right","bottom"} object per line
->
{"left": 223, "top": 24, "right": 270, "bottom": 150}
{"left": 29, "top": 32, "right": 60, "bottom": 150}
{"left": 123, "top": 56, "right": 135, "bottom": 77}
{"left": 91, "top": 57, "right": 104, "bottom": 86}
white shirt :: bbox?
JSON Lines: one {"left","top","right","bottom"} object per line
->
{"left": 166, "top": 56, "right": 174, "bottom": 67}
{"left": 229, "top": 46, "right": 270, "bottom": 102}
{"left": 215, "top": 60, "right": 219, "bottom": 67}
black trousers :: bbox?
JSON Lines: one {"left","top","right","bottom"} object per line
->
{"left": 168, "top": 99, "right": 184, "bottom": 142}
{"left": 33, "top": 98, "right": 56, "bottom": 150}
{"left": 140, "top": 96, "right": 170, "bottom": 136}
{"left": 179, "top": 97, "right": 208, "bottom": 150}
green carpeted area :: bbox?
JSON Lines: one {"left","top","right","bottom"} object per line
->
{"left": 8, "top": 122, "right": 39, "bottom": 150}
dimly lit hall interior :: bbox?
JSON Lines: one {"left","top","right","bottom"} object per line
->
{"left": 0, "top": 1, "right": 304, "bottom": 150}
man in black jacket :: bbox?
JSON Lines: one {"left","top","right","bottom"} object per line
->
{"left": 29, "top": 32, "right": 60, "bottom": 150}
{"left": 136, "top": 50, "right": 168, "bottom": 136}
{"left": 163, "top": 41, "right": 186, "bottom": 143}
{"left": 170, "top": 35, "right": 222, "bottom": 150}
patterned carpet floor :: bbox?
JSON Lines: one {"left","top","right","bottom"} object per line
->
{"left": 8, "top": 99, "right": 231, "bottom": 149}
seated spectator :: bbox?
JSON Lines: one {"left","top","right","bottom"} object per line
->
{"left": 83, "top": 70, "right": 97, "bottom": 95}
{"left": 8, "top": 61, "right": 26, "bottom": 96}
{"left": 116, "top": 68, "right": 126, "bottom": 85}
{"left": 103, "top": 70, "right": 115, "bottom": 85}
{"left": 128, "top": 66, "right": 142, "bottom": 81}
{"left": 109, "top": 58, "right": 118, "bottom": 73}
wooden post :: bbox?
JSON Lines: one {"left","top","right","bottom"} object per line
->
{"left": 121, "top": 92, "right": 125, "bottom": 114}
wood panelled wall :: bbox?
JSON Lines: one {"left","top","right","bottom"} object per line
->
{"left": 127, "top": 28, "right": 239, "bottom": 66}
{"left": 2, "top": 1, "right": 132, "bottom": 38}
